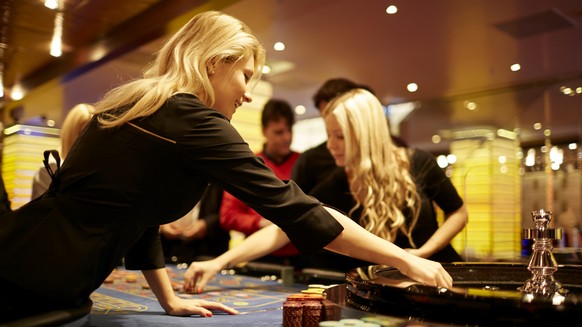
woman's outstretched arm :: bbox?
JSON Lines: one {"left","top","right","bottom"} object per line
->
{"left": 184, "top": 206, "right": 452, "bottom": 293}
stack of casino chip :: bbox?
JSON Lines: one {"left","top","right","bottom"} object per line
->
{"left": 302, "top": 301, "right": 323, "bottom": 327}
{"left": 283, "top": 285, "right": 342, "bottom": 326}
{"left": 282, "top": 301, "right": 303, "bottom": 327}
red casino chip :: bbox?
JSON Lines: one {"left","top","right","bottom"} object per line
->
{"left": 282, "top": 301, "right": 303, "bottom": 327}
{"left": 302, "top": 300, "right": 322, "bottom": 327}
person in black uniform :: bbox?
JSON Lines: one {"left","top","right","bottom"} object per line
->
{"left": 0, "top": 11, "right": 452, "bottom": 323}
{"left": 307, "top": 89, "right": 467, "bottom": 271}
{"left": 291, "top": 78, "right": 359, "bottom": 194}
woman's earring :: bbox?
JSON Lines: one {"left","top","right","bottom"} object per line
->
{"left": 210, "top": 70, "right": 215, "bottom": 75}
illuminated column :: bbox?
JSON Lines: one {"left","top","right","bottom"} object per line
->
{"left": 449, "top": 128, "right": 522, "bottom": 260}
{"left": 2, "top": 124, "right": 60, "bottom": 209}
{"left": 230, "top": 80, "right": 273, "bottom": 153}
{"left": 227, "top": 80, "right": 272, "bottom": 250}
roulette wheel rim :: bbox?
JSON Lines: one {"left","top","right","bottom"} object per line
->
{"left": 341, "top": 262, "right": 582, "bottom": 326}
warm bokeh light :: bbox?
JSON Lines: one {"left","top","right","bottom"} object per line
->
{"left": 44, "top": 0, "right": 58, "bottom": 9}
{"left": 544, "top": 129, "right": 551, "bottom": 137}
{"left": 464, "top": 100, "right": 477, "bottom": 110}
{"left": 273, "top": 42, "right": 286, "bottom": 51}
{"left": 50, "top": 12, "right": 64, "bottom": 57}
{"left": 406, "top": 83, "right": 418, "bottom": 92}
{"left": 436, "top": 155, "right": 448, "bottom": 168}
{"left": 294, "top": 105, "right": 306, "bottom": 115}
{"left": 386, "top": 5, "right": 398, "bottom": 14}
{"left": 510, "top": 63, "right": 521, "bottom": 72}
{"left": 10, "top": 85, "right": 24, "bottom": 100}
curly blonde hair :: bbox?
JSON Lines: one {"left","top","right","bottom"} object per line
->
{"left": 323, "top": 89, "right": 420, "bottom": 246}
{"left": 93, "top": 11, "right": 265, "bottom": 127}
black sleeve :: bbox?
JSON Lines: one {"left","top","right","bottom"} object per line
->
{"left": 124, "top": 226, "right": 165, "bottom": 270}
{"left": 0, "top": 174, "right": 11, "bottom": 216}
{"left": 176, "top": 102, "right": 344, "bottom": 255}
{"left": 198, "top": 183, "right": 223, "bottom": 231}
{"left": 412, "top": 149, "right": 464, "bottom": 214}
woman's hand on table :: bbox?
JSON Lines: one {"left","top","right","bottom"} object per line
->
{"left": 165, "top": 296, "right": 239, "bottom": 317}
{"left": 183, "top": 259, "right": 223, "bottom": 294}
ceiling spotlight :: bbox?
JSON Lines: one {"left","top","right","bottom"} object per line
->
{"left": 463, "top": 100, "right": 477, "bottom": 110}
{"left": 406, "top": 83, "right": 418, "bottom": 92}
{"left": 294, "top": 105, "right": 306, "bottom": 115}
{"left": 510, "top": 63, "right": 521, "bottom": 72}
{"left": 11, "top": 85, "right": 24, "bottom": 100}
{"left": 273, "top": 42, "right": 286, "bottom": 51}
{"left": 436, "top": 155, "right": 448, "bottom": 168}
{"left": 386, "top": 5, "right": 398, "bottom": 14}
{"left": 44, "top": 0, "right": 59, "bottom": 10}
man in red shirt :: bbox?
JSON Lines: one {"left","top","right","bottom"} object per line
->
{"left": 220, "top": 99, "right": 302, "bottom": 266}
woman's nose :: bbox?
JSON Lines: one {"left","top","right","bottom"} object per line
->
{"left": 326, "top": 138, "right": 335, "bottom": 150}
{"left": 243, "top": 91, "right": 252, "bottom": 103}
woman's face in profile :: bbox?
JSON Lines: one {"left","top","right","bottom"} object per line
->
{"left": 209, "top": 56, "right": 255, "bottom": 120}
{"left": 325, "top": 114, "right": 346, "bottom": 167}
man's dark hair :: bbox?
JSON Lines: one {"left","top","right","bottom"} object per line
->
{"left": 261, "top": 99, "right": 295, "bottom": 128}
{"left": 312, "top": 78, "right": 359, "bottom": 109}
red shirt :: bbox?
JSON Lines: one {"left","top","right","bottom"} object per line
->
{"left": 220, "top": 151, "right": 301, "bottom": 256}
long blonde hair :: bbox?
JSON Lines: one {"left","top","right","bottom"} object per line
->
{"left": 60, "top": 103, "right": 93, "bottom": 158}
{"left": 323, "top": 89, "right": 420, "bottom": 246}
{"left": 93, "top": 11, "right": 265, "bottom": 127}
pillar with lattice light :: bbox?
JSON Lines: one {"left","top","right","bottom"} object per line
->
{"left": 2, "top": 124, "right": 60, "bottom": 209}
{"left": 448, "top": 128, "right": 522, "bottom": 260}
{"left": 229, "top": 80, "right": 272, "bottom": 153}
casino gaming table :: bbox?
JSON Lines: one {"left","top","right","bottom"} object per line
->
{"left": 13, "top": 260, "right": 582, "bottom": 327}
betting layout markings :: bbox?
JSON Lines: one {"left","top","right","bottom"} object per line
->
{"left": 94, "top": 266, "right": 292, "bottom": 313}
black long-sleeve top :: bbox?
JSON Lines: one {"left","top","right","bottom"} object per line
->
{"left": 309, "top": 148, "right": 464, "bottom": 270}
{"left": 0, "top": 93, "right": 343, "bottom": 307}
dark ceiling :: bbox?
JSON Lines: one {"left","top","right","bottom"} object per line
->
{"left": 1, "top": 0, "right": 581, "bottom": 151}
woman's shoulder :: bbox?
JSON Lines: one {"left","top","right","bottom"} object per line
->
{"left": 144, "top": 93, "right": 231, "bottom": 133}
{"left": 408, "top": 147, "right": 440, "bottom": 173}
{"left": 167, "top": 93, "right": 215, "bottom": 114}
{"left": 409, "top": 147, "right": 436, "bottom": 162}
